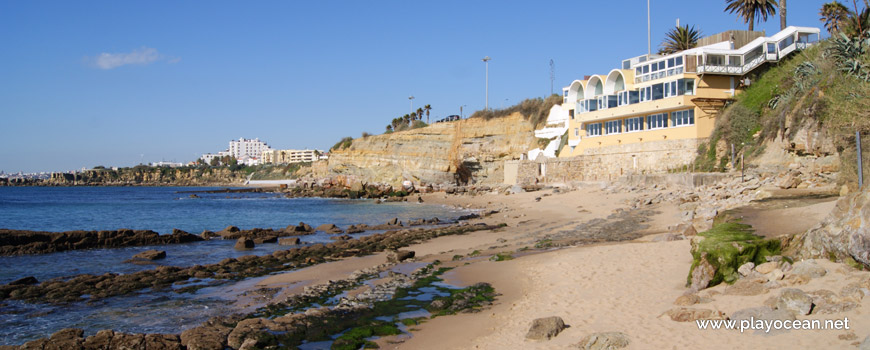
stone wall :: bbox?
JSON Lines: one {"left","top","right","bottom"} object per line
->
{"left": 507, "top": 138, "right": 706, "bottom": 185}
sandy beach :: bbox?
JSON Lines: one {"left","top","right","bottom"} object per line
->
{"left": 252, "top": 183, "right": 869, "bottom": 349}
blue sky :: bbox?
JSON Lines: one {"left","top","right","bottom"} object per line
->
{"left": 0, "top": 0, "right": 829, "bottom": 173}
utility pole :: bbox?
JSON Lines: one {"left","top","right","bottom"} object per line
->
{"left": 482, "top": 56, "right": 491, "bottom": 111}
{"left": 647, "top": 0, "right": 651, "bottom": 59}
{"left": 408, "top": 96, "right": 415, "bottom": 116}
{"left": 549, "top": 59, "right": 555, "bottom": 96}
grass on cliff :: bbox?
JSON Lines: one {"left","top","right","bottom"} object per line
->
{"left": 687, "top": 221, "right": 781, "bottom": 288}
{"left": 693, "top": 37, "right": 870, "bottom": 188}
{"left": 470, "top": 94, "right": 562, "bottom": 128}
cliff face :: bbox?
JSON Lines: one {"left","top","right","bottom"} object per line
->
{"left": 326, "top": 113, "right": 536, "bottom": 186}
{"left": 46, "top": 167, "right": 247, "bottom": 186}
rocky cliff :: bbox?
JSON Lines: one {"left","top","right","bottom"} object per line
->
{"left": 326, "top": 113, "right": 537, "bottom": 186}
{"left": 790, "top": 187, "right": 870, "bottom": 268}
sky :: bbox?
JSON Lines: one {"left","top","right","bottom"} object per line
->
{"left": 0, "top": 0, "right": 831, "bottom": 173}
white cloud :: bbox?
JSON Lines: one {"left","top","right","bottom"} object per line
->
{"left": 88, "top": 47, "right": 174, "bottom": 70}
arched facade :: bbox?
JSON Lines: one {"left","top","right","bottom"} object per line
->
{"left": 566, "top": 80, "right": 585, "bottom": 103}
{"left": 584, "top": 76, "right": 603, "bottom": 99}
{"left": 604, "top": 70, "right": 626, "bottom": 95}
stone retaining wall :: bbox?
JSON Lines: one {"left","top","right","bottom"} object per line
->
{"left": 507, "top": 138, "right": 707, "bottom": 185}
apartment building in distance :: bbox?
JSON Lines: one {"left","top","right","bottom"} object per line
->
{"left": 201, "top": 138, "right": 272, "bottom": 165}
{"left": 261, "top": 149, "right": 321, "bottom": 164}
{"left": 557, "top": 26, "right": 820, "bottom": 163}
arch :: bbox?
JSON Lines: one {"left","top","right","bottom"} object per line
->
{"left": 566, "top": 80, "right": 585, "bottom": 103}
{"left": 604, "top": 69, "right": 626, "bottom": 95}
{"left": 584, "top": 75, "right": 603, "bottom": 99}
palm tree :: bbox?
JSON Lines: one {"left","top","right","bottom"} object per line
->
{"left": 844, "top": 5, "right": 870, "bottom": 38}
{"left": 415, "top": 108, "right": 424, "bottom": 121}
{"left": 820, "top": 1, "right": 853, "bottom": 34}
{"left": 659, "top": 25, "right": 702, "bottom": 54}
{"left": 424, "top": 104, "right": 432, "bottom": 124}
{"left": 725, "top": 0, "right": 778, "bottom": 31}
{"left": 780, "top": 0, "right": 787, "bottom": 29}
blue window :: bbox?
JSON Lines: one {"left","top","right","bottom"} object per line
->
{"left": 586, "top": 123, "right": 602, "bottom": 136}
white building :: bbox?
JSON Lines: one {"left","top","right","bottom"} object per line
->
{"left": 527, "top": 104, "right": 570, "bottom": 160}
{"left": 201, "top": 138, "right": 271, "bottom": 165}
{"left": 229, "top": 138, "right": 272, "bottom": 159}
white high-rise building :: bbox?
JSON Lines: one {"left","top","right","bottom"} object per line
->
{"left": 228, "top": 138, "right": 271, "bottom": 159}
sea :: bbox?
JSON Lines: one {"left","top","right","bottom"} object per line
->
{"left": 0, "top": 186, "right": 470, "bottom": 345}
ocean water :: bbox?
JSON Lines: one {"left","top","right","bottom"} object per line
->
{"left": 0, "top": 186, "right": 469, "bottom": 345}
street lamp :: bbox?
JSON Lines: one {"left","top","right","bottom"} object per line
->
{"left": 482, "top": 56, "right": 491, "bottom": 111}
{"left": 408, "top": 96, "right": 415, "bottom": 117}
{"left": 461, "top": 104, "right": 467, "bottom": 118}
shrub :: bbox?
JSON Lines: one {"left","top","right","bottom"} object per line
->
{"left": 330, "top": 136, "right": 353, "bottom": 151}
{"left": 470, "top": 94, "right": 562, "bottom": 127}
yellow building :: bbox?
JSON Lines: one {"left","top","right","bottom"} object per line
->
{"left": 558, "top": 26, "right": 820, "bottom": 158}
{"left": 261, "top": 149, "right": 320, "bottom": 164}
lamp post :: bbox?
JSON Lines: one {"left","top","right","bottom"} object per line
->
{"left": 461, "top": 105, "right": 467, "bottom": 118}
{"left": 408, "top": 96, "right": 415, "bottom": 117}
{"left": 482, "top": 56, "right": 491, "bottom": 111}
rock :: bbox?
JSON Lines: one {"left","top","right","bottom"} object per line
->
{"left": 776, "top": 288, "right": 814, "bottom": 316}
{"left": 674, "top": 294, "right": 700, "bottom": 306}
{"left": 222, "top": 225, "right": 240, "bottom": 233}
{"left": 860, "top": 336, "right": 870, "bottom": 350}
{"left": 387, "top": 217, "right": 399, "bottom": 226}
{"left": 345, "top": 224, "right": 366, "bottom": 234}
{"left": 738, "top": 262, "right": 755, "bottom": 277}
{"left": 729, "top": 306, "right": 795, "bottom": 335}
{"left": 790, "top": 260, "right": 827, "bottom": 278}
{"left": 234, "top": 238, "right": 254, "bottom": 250}
{"left": 144, "top": 333, "right": 182, "bottom": 350}
{"left": 576, "top": 332, "right": 630, "bottom": 350}
{"left": 252, "top": 236, "right": 277, "bottom": 244}
{"left": 8, "top": 276, "right": 39, "bottom": 285}
{"left": 315, "top": 224, "right": 344, "bottom": 234}
{"left": 689, "top": 256, "right": 715, "bottom": 291}
{"left": 180, "top": 326, "right": 227, "bottom": 350}
{"left": 652, "top": 233, "right": 682, "bottom": 242}
{"left": 509, "top": 185, "right": 525, "bottom": 194}
{"left": 132, "top": 249, "right": 166, "bottom": 260}
{"left": 674, "top": 222, "right": 697, "bottom": 237}
{"left": 386, "top": 250, "right": 415, "bottom": 263}
{"left": 766, "top": 269, "right": 784, "bottom": 282}
{"left": 278, "top": 237, "right": 301, "bottom": 246}
{"left": 287, "top": 222, "right": 314, "bottom": 234}
{"left": 791, "top": 188, "right": 870, "bottom": 266}
{"left": 755, "top": 261, "right": 778, "bottom": 274}
{"left": 525, "top": 316, "right": 566, "bottom": 340}
{"left": 46, "top": 328, "right": 84, "bottom": 349}
{"left": 724, "top": 279, "right": 769, "bottom": 296}
{"left": 664, "top": 308, "right": 723, "bottom": 322}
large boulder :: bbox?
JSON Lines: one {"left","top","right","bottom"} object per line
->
{"left": 524, "top": 316, "right": 566, "bottom": 340}
{"left": 234, "top": 238, "right": 254, "bottom": 250}
{"left": 386, "top": 250, "right": 415, "bottom": 263}
{"left": 777, "top": 288, "right": 814, "bottom": 316}
{"left": 278, "top": 237, "right": 301, "bottom": 246}
{"left": 790, "top": 188, "right": 870, "bottom": 267}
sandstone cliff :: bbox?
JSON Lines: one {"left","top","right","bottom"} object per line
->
{"left": 325, "top": 113, "right": 536, "bottom": 186}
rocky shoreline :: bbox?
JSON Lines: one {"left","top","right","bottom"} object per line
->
{"left": 0, "top": 229, "right": 205, "bottom": 256}
{"left": 0, "top": 221, "right": 501, "bottom": 304}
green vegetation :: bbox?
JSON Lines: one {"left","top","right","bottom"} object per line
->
{"left": 534, "top": 239, "right": 554, "bottom": 249}
{"left": 332, "top": 321, "right": 401, "bottom": 350}
{"left": 331, "top": 136, "right": 354, "bottom": 151}
{"left": 427, "top": 282, "right": 497, "bottom": 317}
{"left": 724, "top": 0, "right": 778, "bottom": 31}
{"left": 386, "top": 104, "right": 433, "bottom": 133}
{"left": 489, "top": 252, "right": 514, "bottom": 261}
{"left": 470, "top": 94, "right": 562, "bottom": 128}
{"left": 693, "top": 12, "right": 870, "bottom": 187}
{"left": 687, "top": 221, "right": 781, "bottom": 288}
{"left": 660, "top": 24, "right": 702, "bottom": 55}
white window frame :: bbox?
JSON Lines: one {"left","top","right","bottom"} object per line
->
{"left": 647, "top": 113, "right": 667, "bottom": 129}
{"left": 671, "top": 109, "right": 695, "bottom": 127}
